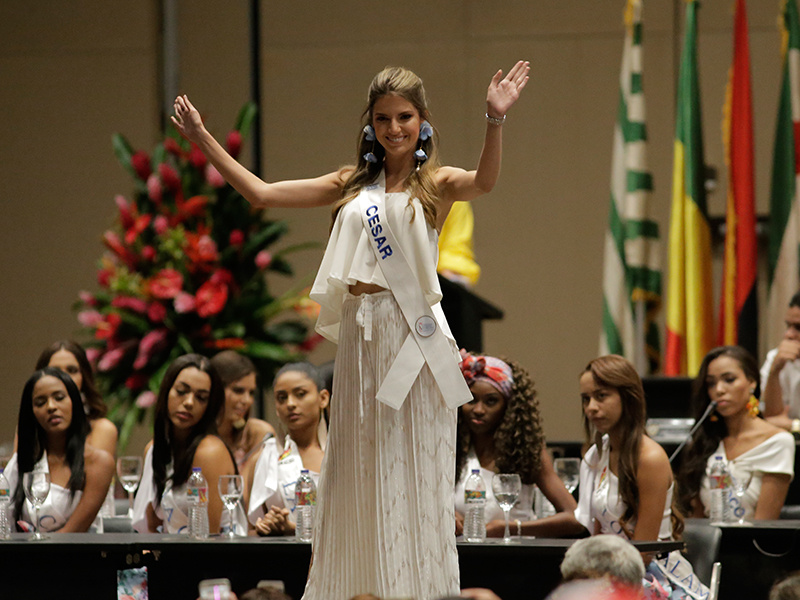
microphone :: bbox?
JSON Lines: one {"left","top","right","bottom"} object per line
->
{"left": 668, "top": 401, "right": 718, "bottom": 463}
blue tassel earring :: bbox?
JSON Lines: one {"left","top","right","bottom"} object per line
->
{"left": 415, "top": 121, "right": 433, "bottom": 170}
{"left": 362, "top": 125, "right": 378, "bottom": 163}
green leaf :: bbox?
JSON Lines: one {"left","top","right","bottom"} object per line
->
{"left": 152, "top": 143, "right": 167, "bottom": 167}
{"left": 235, "top": 102, "right": 258, "bottom": 139}
{"left": 266, "top": 320, "right": 308, "bottom": 344}
{"left": 273, "top": 241, "right": 323, "bottom": 257}
{"left": 242, "top": 221, "right": 288, "bottom": 256}
{"left": 244, "top": 340, "right": 299, "bottom": 362}
{"left": 212, "top": 323, "right": 246, "bottom": 339}
{"left": 112, "top": 134, "right": 137, "bottom": 178}
{"left": 118, "top": 403, "right": 143, "bottom": 454}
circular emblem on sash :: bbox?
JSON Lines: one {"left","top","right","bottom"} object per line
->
{"left": 415, "top": 315, "right": 436, "bottom": 338}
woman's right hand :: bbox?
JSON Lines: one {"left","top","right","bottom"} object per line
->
{"left": 171, "top": 95, "right": 206, "bottom": 144}
{"left": 454, "top": 510, "right": 464, "bottom": 536}
{"left": 254, "top": 505, "right": 291, "bottom": 536}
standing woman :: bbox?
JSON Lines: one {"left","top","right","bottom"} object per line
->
{"left": 35, "top": 340, "right": 118, "bottom": 457}
{"left": 7, "top": 368, "right": 114, "bottom": 532}
{"left": 573, "top": 355, "right": 707, "bottom": 599}
{"left": 132, "top": 354, "right": 236, "bottom": 534}
{"left": 455, "top": 352, "right": 582, "bottom": 537}
{"left": 679, "top": 346, "right": 794, "bottom": 520}
{"left": 172, "top": 61, "right": 528, "bottom": 599}
{"left": 210, "top": 350, "right": 276, "bottom": 468}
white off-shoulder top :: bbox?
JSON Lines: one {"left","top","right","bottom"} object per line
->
{"left": 310, "top": 189, "right": 448, "bottom": 343}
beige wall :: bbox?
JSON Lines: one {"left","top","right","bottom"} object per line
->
{"left": 0, "top": 1, "right": 783, "bottom": 455}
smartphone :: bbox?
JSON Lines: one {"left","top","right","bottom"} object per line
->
{"left": 198, "top": 578, "right": 231, "bottom": 600}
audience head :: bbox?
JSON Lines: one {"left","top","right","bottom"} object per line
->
{"left": 240, "top": 588, "right": 292, "bottom": 600}
{"left": 210, "top": 350, "right": 259, "bottom": 429}
{"left": 272, "top": 362, "right": 329, "bottom": 436}
{"left": 560, "top": 535, "right": 645, "bottom": 588}
{"left": 457, "top": 351, "right": 544, "bottom": 485}
{"left": 771, "top": 571, "right": 800, "bottom": 600}
{"left": 34, "top": 339, "right": 107, "bottom": 419}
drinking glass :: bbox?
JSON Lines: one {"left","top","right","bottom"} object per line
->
{"left": 491, "top": 473, "right": 521, "bottom": 544}
{"left": 218, "top": 474, "right": 244, "bottom": 538}
{"left": 23, "top": 471, "right": 50, "bottom": 540}
{"left": 731, "top": 472, "right": 753, "bottom": 526}
{"left": 117, "top": 456, "right": 143, "bottom": 518}
{"left": 554, "top": 458, "right": 581, "bottom": 494}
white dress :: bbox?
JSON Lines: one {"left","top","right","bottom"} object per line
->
{"left": 247, "top": 435, "right": 320, "bottom": 525}
{"left": 453, "top": 448, "right": 535, "bottom": 522}
{"left": 698, "top": 431, "right": 795, "bottom": 520}
{"left": 5, "top": 453, "right": 81, "bottom": 532}
{"left": 575, "top": 436, "right": 709, "bottom": 599}
{"left": 303, "top": 191, "right": 460, "bottom": 600}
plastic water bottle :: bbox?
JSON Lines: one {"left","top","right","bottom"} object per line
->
{"left": 295, "top": 469, "right": 316, "bottom": 542}
{"left": 709, "top": 456, "right": 732, "bottom": 524}
{"left": 0, "top": 468, "right": 11, "bottom": 539}
{"left": 187, "top": 467, "right": 209, "bottom": 539}
{"left": 463, "top": 469, "right": 487, "bottom": 542}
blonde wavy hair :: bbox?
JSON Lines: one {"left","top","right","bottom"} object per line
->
{"left": 333, "top": 66, "right": 442, "bottom": 229}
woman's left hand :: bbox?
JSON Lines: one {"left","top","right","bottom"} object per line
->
{"left": 486, "top": 61, "right": 530, "bottom": 119}
{"left": 485, "top": 519, "right": 508, "bottom": 538}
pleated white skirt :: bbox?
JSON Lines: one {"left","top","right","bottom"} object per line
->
{"left": 301, "top": 291, "right": 460, "bottom": 600}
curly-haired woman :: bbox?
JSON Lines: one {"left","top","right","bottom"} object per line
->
{"left": 455, "top": 352, "right": 582, "bottom": 537}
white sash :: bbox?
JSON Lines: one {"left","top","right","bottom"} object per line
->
{"left": 358, "top": 174, "right": 471, "bottom": 409}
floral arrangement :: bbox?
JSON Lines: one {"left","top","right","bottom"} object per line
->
{"left": 75, "top": 104, "right": 323, "bottom": 451}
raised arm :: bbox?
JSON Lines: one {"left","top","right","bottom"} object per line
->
{"left": 437, "top": 60, "right": 529, "bottom": 214}
{"left": 172, "top": 95, "right": 344, "bottom": 209}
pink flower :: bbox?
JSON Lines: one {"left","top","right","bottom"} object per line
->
{"left": 133, "top": 329, "right": 169, "bottom": 369}
{"left": 158, "top": 163, "right": 181, "bottom": 192}
{"left": 97, "top": 268, "right": 113, "bottom": 288}
{"left": 85, "top": 347, "right": 101, "bottom": 365}
{"left": 131, "top": 151, "right": 151, "bottom": 180}
{"left": 226, "top": 131, "right": 242, "bottom": 159}
{"left": 205, "top": 163, "right": 225, "bottom": 188}
{"left": 299, "top": 333, "right": 325, "bottom": 353}
{"left": 153, "top": 215, "right": 169, "bottom": 235}
{"left": 95, "top": 313, "right": 122, "bottom": 341}
{"left": 115, "top": 195, "right": 134, "bottom": 229}
{"left": 164, "top": 138, "right": 183, "bottom": 157}
{"left": 189, "top": 145, "right": 207, "bottom": 170}
{"left": 97, "top": 345, "right": 128, "bottom": 371}
{"left": 195, "top": 275, "right": 228, "bottom": 318}
{"left": 141, "top": 245, "right": 156, "bottom": 261}
{"left": 112, "top": 295, "right": 148, "bottom": 313}
{"left": 148, "top": 268, "right": 183, "bottom": 299}
{"left": 147, "top": 301, "right": 167, "bottom": 323}
{"left": 135, "top": 390, "right": 157, "bottom": 409}
{"left": 229, "top": 229, "right": 245, "bottom": 248}
{"left": 147, "top": 174, "right": 163, "bottom": 204}
{"left": 78, "top": 310, "right": 104, "bottom": 327}
{"left": 79, "top": 291, "right": 97, "bottom": 306}
{"left": 255, "top": 250, "right": 272, "bottom": 270}
{"left": 174, "top": 292, "right": 196, "bottom": 314}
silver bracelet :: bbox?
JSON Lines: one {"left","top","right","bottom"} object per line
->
{"left": 485, "top": 112, "right": 506, "bottom": 126}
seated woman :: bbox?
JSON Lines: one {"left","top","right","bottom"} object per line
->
{"left": 35, "top": 340, "right": 118, "bottom": 456}
{"left": 569, "top": 355, "right": 707, "bottom": 599}
{"left": 210, "top": 350, "right": 276, "bottom": 468}
{"left": 679, "top": 345, "right": 795, "bottom": 521}
{"left": 6, "top": 367, "right": 114, "bottom": 532}
{"left": 243, "top": 362, "right": 329, "bottom": 536}
{"left": 132, "top": 354, "right": 236, "bottom": 534}
{"left": 455, "top": 352, "right": 581, "bottom": 537}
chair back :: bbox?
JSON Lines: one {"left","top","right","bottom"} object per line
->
{"left": 682, "top": 520, "right": 722, "bottom": 586}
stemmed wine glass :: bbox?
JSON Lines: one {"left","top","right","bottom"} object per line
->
{"left": 117, "top": 456, "right": 143, "bottom": 518}
{"left": 23, "top": 471, "right": 50, "bottom": 540}
{"left": 218, "top": 474, "right": 244, "bottom": 538}
{"left": 731, "top": 472, "right": 753, "bottom": 526}
{"left": 492, "top": 473, "right": 521, "bottom": 544}
{"left": 554, "top": 458, "right": 581, "bottom": 495}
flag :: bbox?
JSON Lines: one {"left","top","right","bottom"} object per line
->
{"left": 718, "top": 0, "right": 757, "bottom": 357}
{"left": 665, "top": 0, "right": 713, "bottom": 376}
{"left": 600, "top": 0, "right": 661, "bottom": 374}
{"left": 766, "top": 0, "right": 800, "bottom": 349}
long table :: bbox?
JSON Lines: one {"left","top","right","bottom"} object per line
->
{"left": 0, "top": 534, "right": 680, "bottom": 600}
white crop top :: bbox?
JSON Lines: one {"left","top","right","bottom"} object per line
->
{"left": 310, "top": 189, "right": 444, "bottom": 343}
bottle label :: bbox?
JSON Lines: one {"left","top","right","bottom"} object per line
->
{"left": 187, "top": 487, "right": 208, "bottom": 503}
{"left": 465, "top": 490, "right": 486, "bottom": 503}
{"left": 296, "top": 490, "right": 316, "bottom": 506}
{"left": 0, "top": 489, "right": 8, "bottom": 499}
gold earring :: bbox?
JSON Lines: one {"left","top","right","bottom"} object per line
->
{"left": 747, "top": 395, "right": 760, "bottom": 418}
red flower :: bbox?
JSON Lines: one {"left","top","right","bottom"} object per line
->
{"left": 131, "top": 151, "right": 151, "bottom": 180}
{"left": 229, "top": 229, "right": 244, "bottom": 248}
{"left": 111, "top": 296, "right": 148, "bottom": 313}
{"left": 141, "top": 245, "right": 156, "bottom": 262}
{"left": 115, "top": 195, "right": 135, "bottom": 230}
{"left": 97, "top": 268, "right": 113, "bottom": 288}
{"left": 147, "top": 301, "right": 167, "bottom": 323}
{"left": 133, "top": 329, "right": 170, "bottom": 370}
{"left": 226, "top": 131, "right": 242, "bottom": 159}
{"left": 147, "top": 174, "right": 163, "bottom": 204}
{"left": 164, "top": 138, "right": 183, "bottom": 157}
{"left": 102, "top": 231, "right": 136, "bottom": 267}
{"left": 124, "top": 214, "right": 152, "bottom": 245}
{"left": 158, "top": 163, "right": 181, "bottom": 192}
{"left": 153, "top": 215, "right": 169, "bottom": 235}
{"left": 185, "top": 232, "right": 219, "bottom": 269}
{"left": 172, "top": 195, "right": 209, "bottom": 226}
{"left": 205, "top": 164, "right": 225, "bottom": 188}
{"left": 95, "top": 313, "right": 122, "bottom": 341}
{"left": 206, "top": 337, "right": 246, "bottom": 350}
{"left": 299, "top": 333, "right": 325, "bottom": 353}
{"left": 125, "top": 372, "right": 149, "bottom": 391}
{"left": 189, "top": 145, "right": 207, "bottom": 170}
{"left": 195, "top": 273, "right": 229, "bottom": 318}
{"left": 79, "top": 291, "right": 98, "bottom": 307}
{"left": 255, "top": 250, "right": 272, "bottom": 270}
{"left": 148, "top": 268, "right": 184, "bottom": 299}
